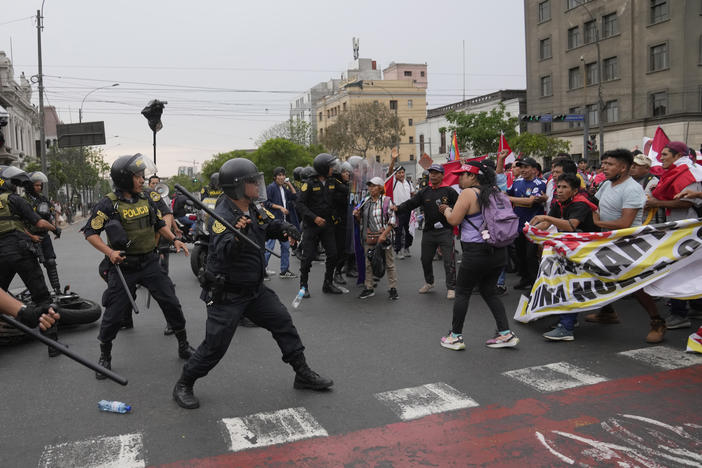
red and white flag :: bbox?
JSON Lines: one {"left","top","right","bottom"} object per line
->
{"left": 498, "top": 132, "right": 516, "bottom": 165}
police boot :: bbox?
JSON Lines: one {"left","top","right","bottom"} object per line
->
{"left": 96, "top": 342, "right": 112, "bottom": 380}
{"left": 45, "top": 259, "right": 62, "bottom": 295}
{"left": 322, "top": 280, "right": 343, "bottom": 294}
{"left": 173, "top": 372, "right": 200, "bottom": 409}
{"left": 291, "top": 354, "right": 333, "bottom": 390}
{"left": 174, "top": 329, "right": 195, "bottom": 359}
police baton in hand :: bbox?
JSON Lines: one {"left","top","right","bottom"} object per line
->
{"left": 116, "top": 253, "right": 140, "bottom": 315}
{"left": 0, "top": 311, "right": 128, "bottom": 386}
{"left": 174, "top": 184, "right": 280, "bottom": 258}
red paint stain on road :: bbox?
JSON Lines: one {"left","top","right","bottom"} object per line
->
{"left": 157, "top": 366, "right": 702, "bottom": 467}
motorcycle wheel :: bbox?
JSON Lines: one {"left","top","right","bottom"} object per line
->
{"left": 190, "top": 244, "right": 207, "bottom": 276}
{"left": 55, "top": 299, "right": 102, "bottom": 326}
{"left": 0, "top": 320, "right": 29, "bottom": 346}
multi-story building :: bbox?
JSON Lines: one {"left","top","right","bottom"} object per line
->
{"left": 414, "top": 89, "right": 526, "bottom": 163}
{"left": 314, "top": 59, "right": 427, "bottom": 164}
{"left": 290, "top": 80, "right": 341, "bottom": 144}
{"left": 524, "top": 0, "right": 702, "bottom": 163}
{"left": 0, "top": 51, "right": 40, "bottom": 166}
{"left": 382, "top": 62, "right": 428, "bottom": 89}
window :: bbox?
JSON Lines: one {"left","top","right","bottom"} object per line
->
{"left": 409, "top": 154, "right": 415, "bottom": 161}
{"left": 440, "top": 130, "right": 446, "bottom": 154}
{"left": 650, "top": 91, "right": 667, "bottom": 116}
{"left": 569, "top": 106, "right": 583, "bottom": 128}
{"left": 602, "top": 13, "right": 618, "bottom": 38}
{"left": 318, "top": 112, "right": 322, "bottom": 122}
{"left": 420, "top": 71, "right": 425, "bottom": 77}
{"left": 604, "top": 100, "right": 619, "bottom": 122}
{"left": 584, "top": 20, "right": 597, "bottom": 44}
{"left": 540, "top": 75, "right": 552, "bottom": 97}
{"left": 650, "top": 0, "right": 669, "bottom": 24}
{"left": 375, "top": 155, "right": 381, "bottom": 163}
{"left": 568, "top": 26, "right": 581, "bottom": 49}
{"left": 542, "top": 121, "right": 552, "bottom": 134}
{"left": 649, "top": 43, "right": 669, "bottom": 71}
{"left": 539, "top": 37, "right": 552, "bottom": 60}
{"left": 585, "top": 62, "right": 599, "bottom": 85}
{"left": 568, "top": 66, "right": 582, "bottom": 89}
{"left": 408, "top": 99, "right": 413, "bottom": 108}
{"left": 538, "top": 0, "right": 551, "bottom": 22}
{"left": 419, "top": 134, "right": 425, "bottom": 154}
{"left": 389, "top": 100, "right": 398, "bottom": 110}
{"left": 409, "top": 136, "right": 414, "bottom": 144}
{"left": 404, "top": 70, "right": 412, "bottom": 77}
{"left": 408, "top": 118, "right": 413, "bottom": 126}
{"left": 343, "top": 102, "right": 347, "bottom": 111}
{"left": 603, "top": 56, "right": 618, "bottom": 80}
{"left": 319, "top": 128, "right": 323, "bottom": 138}
{"left": 566, "top": 0, "right": 585, "bottom": 9}
{"left": 587, "top": 103, "right": 599, "bottom": 125}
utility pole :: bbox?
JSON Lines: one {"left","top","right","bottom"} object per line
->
{"left": 36, "top": 9, "right": 47, "bottom": 196}
{"left": 579, "top": 2, "right": 604, "bottom": 157}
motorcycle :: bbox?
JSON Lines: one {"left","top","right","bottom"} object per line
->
{"left": 0, "top": 286, "right": 102, "bottom": 345}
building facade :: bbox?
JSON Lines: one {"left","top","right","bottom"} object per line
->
{"left": 290, "top": 80, "right": 341, "bottom": 144}
{"left": 524, "top": 0, "right": 702, "bottom": 162}
{"left": 0, "top": 51, "right": 40, "bottom": 166}
{"left": 414, "top": 89, "right": 526, "bottom": 163}
{"left": 382, "top": 62, "right": 428, "bottom": 89}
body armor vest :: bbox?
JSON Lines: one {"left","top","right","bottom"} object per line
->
{"left": 106, "top": 192, "right": 156, "bottom": 255}
{"left": 0, "top": 192, "right": 26, "bottom": 235}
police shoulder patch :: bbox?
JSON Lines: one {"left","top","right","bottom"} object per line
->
{"left": 301, "top": 183, "right": 308, "bottom": 192}
{"left": 263, "top": 207, "right": 275, "bottom": 219}
{"left": 212, "top": 220, "right": 226, "bottom": 234}
{"left": 150, "top": 190, "right": 161, "bottom": 202}
{"left": 90, "top": 210, "right": 109, "bottom": 230}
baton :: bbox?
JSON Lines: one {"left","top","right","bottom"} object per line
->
{"left": 174, "top": 184, "right": 281, "bottom": 258}
{"left": 115, "top": 257, "right": 139, "bottom": 315}
{"left": 0, "top": 313, "right": 128, "bottom": 386}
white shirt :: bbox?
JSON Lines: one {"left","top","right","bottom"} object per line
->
{"left": 278, "top": 185, "right": 286, "bottom": 210}
{"left": 392, "top": 178, "right": 414, "bottom": 204}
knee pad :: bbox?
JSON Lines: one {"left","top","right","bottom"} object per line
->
{"left": 45, "top": 258, "right": 57, "bottom": 267}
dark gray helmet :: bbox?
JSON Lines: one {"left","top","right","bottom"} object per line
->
{"left": 0, "top": 165, "right": 29, "bottom": 192}
{"left": 313, "top": 153, "right": 338, "bottom": 176}
{"left": 340, "top": 162, "right": 352, "bottom": 174}
{"left": 219, "top": 158, "right": 266, "bottom": 200}
{"left": 301, "top": 165, "right": 317, "bottom": 180}
{"left": 209, "top": 172, "right": 220, "bottom": 189}
{"left": 110, "top": 153, "right": 157, "bottom": 192}
{"left": 292, "top": 166, "right": 303, "bottom": 182}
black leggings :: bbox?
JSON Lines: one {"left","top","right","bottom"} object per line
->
{"left": 452, "top": 243, "right": 509, "bottom": 334}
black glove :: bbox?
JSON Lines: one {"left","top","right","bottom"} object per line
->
{"left": 16, "top": 304, "right": 51, "bottom": 328}
{"left": 281, "top": 222, "right": 301, "bottom": 242}
{"left": 53, "top": 227, "right": 62, "bottom": 239}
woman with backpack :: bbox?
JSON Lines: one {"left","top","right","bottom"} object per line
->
{"left": 438, "top": 162, "right": 520, "bottom": 350}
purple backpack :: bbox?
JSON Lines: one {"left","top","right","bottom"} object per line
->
{"left": 465, "top": 190, "right": 519, "bottom": 248}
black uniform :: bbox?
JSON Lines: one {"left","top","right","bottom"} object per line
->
{"left": 83, "top": 189, "right": 188, "bottom": 344}
{"left": 332, "top": 175, "right": 351, "bottom": 276}
{"left": 0, "top": 192, "right": 51, "bottom": 305}
{"left": 295, "top": 176, "right": 339, "bottom": 288}
{"left": 24, "top": 191, "right": 56, "bottom": 261}
{"left": 182, "top": 196, "right": 305, "bottom": 379}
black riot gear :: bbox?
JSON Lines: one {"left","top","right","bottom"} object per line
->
{"left": 209, "top": 172, "right": 220, "bottom": 190}
{"left": 313, "top": 153, "right": 338, "bottom": 177}
{"left": 292, "top": 167, "right": 303, "bottom": 182}
{"left": 0, "top": 166, "right": 30, "bottom": 192}
{"left": 28, "top": 171, "right": 49, "bottom": 185}
{"left": 110, "top": 154, "right": 157, "bottom": 192}
{"left": 301, "top": 166, "right": 316, "bottom": 181}
{"left": 219, "top": 158, "right": 265, "bottom": 201}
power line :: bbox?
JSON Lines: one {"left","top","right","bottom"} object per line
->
{"left": 0, "top": 16, "right": 34, "bottom": 27}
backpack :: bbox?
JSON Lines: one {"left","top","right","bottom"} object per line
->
{"left": 465, "top": 189, "right": 519, "bottom": 248}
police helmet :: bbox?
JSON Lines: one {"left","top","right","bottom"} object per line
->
{"left": 209, "top": 172, "right": 220, "bottom": 189}
{"left": 28, "top": 171, "right": 49, "bottom": 184}
{"left": 301, "top": 165, "right": 317, "bottom": 180}
{"left": 0, "top": 165, "right": 30, "bottom": 192}
{"left": 110, "top": 153, "right": 157, "bottom": 192}
{"left": 313, "top": 153, "right": 338, "bottom": 176}
{"left": 292, "top": 166, "right": 303, "bottom": 182}
{"left": 219, "top": 158, "right": 266, "bottom": 201}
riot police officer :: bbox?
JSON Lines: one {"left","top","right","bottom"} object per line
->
{"left": 82, "top": 154, "right": 195, "bottom": 379}
{"left": 295, "top": 153, "right": 343, "bottom": 297}
{"left": 332, "top": 161, "right": 352, "bottom": 284}
{"left": 200, "top": 172, "right": 223, "bottom": 201}
{"left": 23, "top": 171, "right": 62, "bottom": 295}
{"left": 172, "top": 158, "right": 333, "bottom": 409}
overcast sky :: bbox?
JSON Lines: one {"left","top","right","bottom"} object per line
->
{"left": 1, "top": 0, "right": 526, "bottom": 176}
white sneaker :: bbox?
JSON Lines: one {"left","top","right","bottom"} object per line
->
{"left": 403, "top": 248, "right": 411, "bottom": 257}
{"left": 446, "top": 290, "right": 455, "bottom": 300}
{"left": 265, "top": 269, "right": 276, "bottom": 276}
{"left": 418, "top": 283, "right": 434, "bottom": 294}
{"left": 396, "top": 251, "right": 405, "bottom": 259}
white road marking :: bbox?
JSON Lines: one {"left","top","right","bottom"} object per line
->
{"left": 374, "top": 382, "right": 479, "bottom": 421}
{"left": 38, "top": 433, "right": 145, "bottom": 468}
{"left": 503, "top": 362, "right": 608, "bottom": 392}
{"left": 220, "top": 407, "right": 328, "bottom": 452}
{"left": 618, "top": 346, "right": 702, "bottom": 370}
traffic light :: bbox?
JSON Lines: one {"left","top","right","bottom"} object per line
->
{"left": 521, "top": 115, "right": 541, "bottom": 122}
{"left": 552, "top": 114, "right": 567, "bottom": 122}
{"left": 587, "top": 136, "right": 597, "bottom": 152}
{"left": 141, "top": 99, "right": 167, "bottom": 133}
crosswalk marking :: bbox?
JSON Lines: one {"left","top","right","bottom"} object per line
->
{"left": 618, "top": 346, "right": 702, "bottom": 370}
{"left": 220, "top": 407, "right": 328, "bottom": 452}
{"left": 503, "top": 362, "right": 608, "bottom": 392}
{"left": 38, "top": 433, "right": 145, "bottom": 468}
{"left": 374, "top": 382, "right": 479, "bottom": 421}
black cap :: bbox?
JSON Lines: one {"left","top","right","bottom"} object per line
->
{"left": 515, "top": 157, "right": 539, "bottom": 168}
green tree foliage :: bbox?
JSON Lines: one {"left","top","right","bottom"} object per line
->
{"left": 166, "top": 173, "right": 203, "bottom": 194}
{"left": 44, "top": 145, "right": 110, "bottom": 201}
{"left": 445, "top": 104, "right": 519, "bottom": 156}
{"left": 251, "top": 138, "right": 314, "bottom": 180}
{"left": 320, "top": 101, "right": 404, "bottom": 158}
{"left": 255, "top": 119, "right": 312, "bottom": 147}
{"left": 201, "top": 150, "right": 252, "bottom": 180}
{"left": 511, "top": 133, "right": 571, "bottom": 160}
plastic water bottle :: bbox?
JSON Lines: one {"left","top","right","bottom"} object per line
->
{"left": 98, "top": 400, "right": 131, "bottom": 414}
{"left": 292, "top": 288, "right": 305, "bottom": 309}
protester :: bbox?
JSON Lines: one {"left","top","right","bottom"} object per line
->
{"left": 587, "top": 149, "right": 666, "bottom": 343}
{"left": 395, "top": 164, "right": 458, "bottom": 299}
{"left": 545, "top": 158, "right": 579, "bottom": 208}
{"left": 646, "top": 142, "right": 702, "bottom": 329}
{"left": 577, "top": 159, "right": 593, "bottom": 187}
{"left": 438, "top": 162, "right": 519, "bottom": 350}
{"left": 531, "top": 173, "right": 598, "bottom": 341}
{"left": 264, "top": 167, "right": 298, "bottom": 279}
{"left": 353, "top": 177, "right": 398, "bottom": 300}
{"left": 386, "top": 152, "right": 415, "bottom": 259}
{"left": 507, "top": 157, "right": 546, "bottom": 290}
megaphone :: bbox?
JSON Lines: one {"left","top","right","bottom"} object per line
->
{"left": 154, "top": 183, "right": 169, "bottom": 197}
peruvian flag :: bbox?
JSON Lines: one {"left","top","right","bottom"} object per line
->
{"left": 643, "top": 127, "right": 670, "bottom": 176}
{"left": 440, "top": 160, "right": 463, "bottom": 188}
{"left": 384, "top": 176, "right": 394, "bottom": 201}
{"left": 651, "top": 157, "right": 702, "bottom": 201}
{"left": 498, "top": 132, "right": 516, "bottom": 165}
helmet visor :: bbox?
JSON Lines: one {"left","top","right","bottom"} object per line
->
{"left": 2, "top": 166, "right": 30, "bottom": 187}
{"left": 128, "top": 154, "right": 158, "bottom": 178}
{"left": 243, "top": 172, "right": 267, "bottom": 201}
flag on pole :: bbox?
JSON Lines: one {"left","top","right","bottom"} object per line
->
{"left": 448, "top": 132, "right": 460, "bottom": 161}
{"left": 643, "top": 126, "right": 670, "bottom": 176}
{"left": 498, "top": 132, "right": 516, "bottom": 165}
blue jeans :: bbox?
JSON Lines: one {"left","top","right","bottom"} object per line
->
{"left": 265, "top": 238, "right": 290, "bottom": 273}
{"left": 559, "top": 313, "right": 578, "bottom": 331}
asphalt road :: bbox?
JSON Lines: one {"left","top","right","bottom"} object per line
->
{"left": 2, "top": 221, "right": 700, "bottom": 467}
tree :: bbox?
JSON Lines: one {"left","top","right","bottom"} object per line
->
{"left": 510, "top": 133, "right": 571, "bottom": 160}
{"left": 320, "top": 101, "right": 404, "bottom": 158}
{"left": 255, "top": 119, "right": 312, "bottom": 147}
{"left": 251, "top": 138, "right": 314, "bottom": 180}
{"left": 445, "top": 103, "right": 519, "bottom": 156}
{"left": 201, "top": 149, "right": 252, "bottom": 181}
{"left": 42, "top": 145, "right": 110, "bottom": 202}
{"left": 166, "top": 173, "right": 203, "bottom": 194}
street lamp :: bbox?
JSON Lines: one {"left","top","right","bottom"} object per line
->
{"left": 79, "top": 83, "right": 119, "bottom": 123}
{"left": 576, "top": 2, "right": 604, "bottom": 157}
